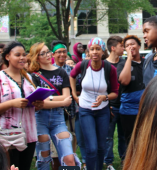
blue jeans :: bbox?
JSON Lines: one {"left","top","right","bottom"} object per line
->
{"left": 104, "top": 106, "right": 126, "bottom": 165}
{"left": 35, "top": 108, "right": 81, "bottom": 170}
{"left": 79, "top": 105, "right": 110, "bottom": 170}
{"left": 75, "top": 112, "right": 86, "bottom": 163}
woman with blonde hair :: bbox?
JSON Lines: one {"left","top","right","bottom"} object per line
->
{"left": 123, "top": 75, "right": 157, "bottom": 170}
{"left": 28, "top": 42, "right": 81, "bottom": 170}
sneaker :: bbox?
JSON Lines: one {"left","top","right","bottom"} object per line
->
{"left": 106, "top": 165, "right": 116, "bottom": 170}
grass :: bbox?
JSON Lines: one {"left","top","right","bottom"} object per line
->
{"left": 30, "top": 128, "right": 122, "bottom": 170}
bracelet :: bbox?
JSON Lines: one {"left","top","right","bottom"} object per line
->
{"left": 105, "top": 95, "right": 109, "bottom": 101}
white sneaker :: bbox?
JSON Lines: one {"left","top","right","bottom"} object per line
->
{"left": 106, "top": 165, "right": 115, "bottom": 170}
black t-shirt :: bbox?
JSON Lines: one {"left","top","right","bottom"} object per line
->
{"left": 107, "top": 58, "right": 124, "bottom": 108}
{"left": 32, "top": 68, "right": 70, "bottom": 95}
{"left": 117, "top": 57, "right": 145, "bottom": 94}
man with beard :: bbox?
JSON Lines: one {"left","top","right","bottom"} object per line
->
{"left": 143, "top": 16, "right": 157, "bottom": 86}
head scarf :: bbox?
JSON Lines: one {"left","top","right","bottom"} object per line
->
{"left": 88, "top": 37, "right": 106, "bottom": 51}
{"left": 52, "top": 44, "right": 67, "bottom": 53}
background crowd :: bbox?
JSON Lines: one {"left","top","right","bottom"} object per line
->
{"left": 0, "top": 15, "right": 157, "bottom": 170}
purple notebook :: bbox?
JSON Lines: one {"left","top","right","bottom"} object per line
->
{"left": 26, "top": 87, "right": 57, "bottom": 107}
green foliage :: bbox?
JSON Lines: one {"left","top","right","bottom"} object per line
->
{"left": 0, "top": 0, "right": 156, "bottom": 45}
{"left": 17, "top": 14, "right": 57, "bottom": 52}
{"left": 0, "top": 0, "right": 32, "bottom": 19}
{"left": 104, "top": 0, "right": 157, "bottom": 33}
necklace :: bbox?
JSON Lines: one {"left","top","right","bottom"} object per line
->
{"left": 91, "top": 63, "right": 102, "bottom": 101}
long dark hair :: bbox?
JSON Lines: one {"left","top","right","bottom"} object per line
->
{"left": 123, "top": 75, "right": 157, "bottom": 170}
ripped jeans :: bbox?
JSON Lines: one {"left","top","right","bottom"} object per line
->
{"left": 35, "top": 108, "right": 81, "bottom": 170}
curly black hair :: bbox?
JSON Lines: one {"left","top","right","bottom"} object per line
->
{"left": 2, "top": 41, "right": 25, "bottom": 67}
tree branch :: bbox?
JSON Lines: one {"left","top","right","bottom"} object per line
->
{"left": 75, "top": 9, "right": 90, "bottom": 37}
{"left": 66, "top": 0, "right": 70, "bottom": 23}
{"left": 74, "top": 0, "right": 82, "bottom": 17}
{"left": 75, "top": 9, "right": 108, "bottom": 37}
{"left": 46, "top": 0, "right": 56, "bottom": 8}
{"left": 56, "top": 0, "right": 63, "bottom": 39}
{"left": 37, "top": 0, "right": 59, "bottom": 38}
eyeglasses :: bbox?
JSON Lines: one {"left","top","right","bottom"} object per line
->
{"left": 39, "top": 50, "right": 52, "bottom": 58}
{"left": 54, "top": 50, "right": 67, "bottom": 55}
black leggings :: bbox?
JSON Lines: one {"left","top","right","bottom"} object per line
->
{"left": 120, "top": 114, "right": 137, "bottom": 146}
{"left": 9, "top": 142, "right": 36, "bottom": 170}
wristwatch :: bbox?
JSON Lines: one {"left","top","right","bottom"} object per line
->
{"left": 49, "top": 95, "right": 54, "bottom": 101}
{"left": 105, "top": 95, "right": 109, "bottom": 101}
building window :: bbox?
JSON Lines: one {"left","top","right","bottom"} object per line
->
{"left": 108, "top": 7, "right": 128, "bottom": 34}
{"left": 77, "top": 10, "right": 97, "bottom": 34}
{"left": 150, "top": 0, "right": 157, "bottom": 7}
{"left": 10, "top": 15, "right": 21, "bottom": 36}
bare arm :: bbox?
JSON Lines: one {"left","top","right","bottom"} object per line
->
{"left": 107, "top": 92, "right": 118, "bottom": 100}
{"left": 47, "top": 87, "right": 70, "bottom": 101}
{"left": 43, "top": 87, "right": 71, "bottom": 109}
{"left": 119, "top": 48, "right": 133, "bottom": 86}
{"left": 70, "top": 76, "right": 79, "bottom": 104}
{"left": 0, "top": 98, "right": 28, "bottom": 115}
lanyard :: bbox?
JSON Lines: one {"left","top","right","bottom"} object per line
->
{"left": 91, "top": 66, "right": 102, "bottom": 101}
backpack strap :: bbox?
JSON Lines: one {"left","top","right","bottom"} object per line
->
{"left": 33, "top": 71, "right": 61, "bottom": 95}
{"left": 80, "top": 60, "right": 111, "bottom": 94}
{"left": 143, "top": 53, "right": 154, "bottom": 70}
{"left": 80, "top": 60, "right": 89, "bottom": 83}
{"left": 73, "top": 54, "right": 79, "bottom": 63}
{"left": 104, "top": 60, "right": 111, "bottom": 94}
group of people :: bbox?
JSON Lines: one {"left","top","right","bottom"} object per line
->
{"left": 0, "top": 15, "right": 157, "bottom": 170}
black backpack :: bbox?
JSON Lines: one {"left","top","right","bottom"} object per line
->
{"left": 80, "top": 60, "right": 111, "bottom": 94}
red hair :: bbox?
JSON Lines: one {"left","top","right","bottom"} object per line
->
{"left": 28, "top": 42, "right": 45, "bottom": 73}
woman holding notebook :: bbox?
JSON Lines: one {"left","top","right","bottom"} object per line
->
{"left": 0, "top": 41, "right": 44, "bottom": 170}
{"left": 28, "top": 42, "right": 81, "bottom": 169}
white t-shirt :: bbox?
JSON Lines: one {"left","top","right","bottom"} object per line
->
{"left": 79, "top": 66, "right": 108, "bottom": 110}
